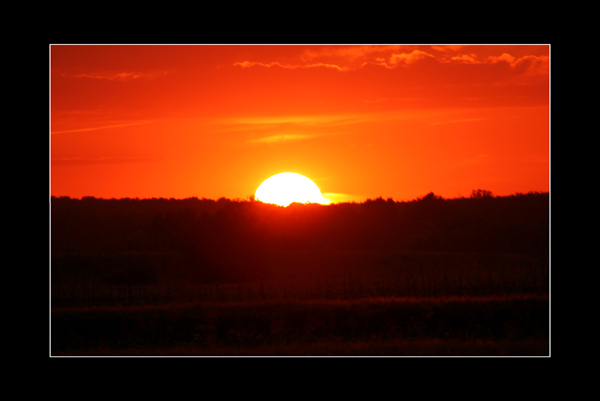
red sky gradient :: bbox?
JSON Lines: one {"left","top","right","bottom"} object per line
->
{"left": 51, "top": 44, "right": 549, "bottom": 203}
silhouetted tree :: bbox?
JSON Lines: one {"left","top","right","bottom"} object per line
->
{"left": 51, "top": 192, "right": 549, "bottom": 287}
{"left": 470, "top": 189, "right": 494, "bottom": 199}
{"left": 419, "top": 192, "right": 443, "bottom": 201}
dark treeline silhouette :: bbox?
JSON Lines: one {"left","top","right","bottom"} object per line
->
{"left": 51, "top": 191, "right": 549, "bottom": 285}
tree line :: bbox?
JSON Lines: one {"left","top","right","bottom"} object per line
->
{"left": 51, "top": 191, "right": 549, "bottom": 257}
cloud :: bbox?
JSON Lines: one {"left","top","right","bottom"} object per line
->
{"left": 51, "top": 120, "right": 154, "bottom": 135}
{"left": 364, "top": 97, "right": 429, "bottom": 104}
{"left": 221, "top": 114, "right": 378, "bottom": 145}
{"left": 511, "top": 55, "right": 550, "bottom": 77}
{"left": 389, "top": 50, "right": 435, "bottom": 65}
{"left": 221, "top": 114, "right": 371, "bottom": 132}
{"left": 483, "top": 53, "right": 550, "bottom": 82}
{"left": 321, "top": 192, "right": 365, "bottom": 204}
{"left": 233, "top": 61, "right": 277, "bottom": 68}
{"left": 301, "top": 45, "right": 404, "bottom": 61}
{"left": 233, "top": 61, "right": 350, "bottom": 71}
{"left": 430, "top": 118, "right": 487, "bottom": 126}
{"left": 234, "top": 46, "right": 413, "bottom": 72}
{"left": 247, "top": 134, "right": 319, "bottom": 144}
{"left": 488, "top": 53, "right": 516, "bottom": 65}
{"left": 232, "top": 47, "right": 549, "bottom": 81}
{"left": 57, "top": 70, "right": 167, "bottom": 81}
{"left": 360, "top": 49, "right": 436, "bottom": 69}
{"left": 487, "top": 53, "right": 548, "bottom": 69}
{"left": 448, "top": 54, "right": 481, "bottom": 64}
{"left": 51, "top": 156, "right": 157, "bottom": 166}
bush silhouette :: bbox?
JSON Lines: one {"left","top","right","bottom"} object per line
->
{"left": 470, "top": 189, "right": 494, "bottom": 199}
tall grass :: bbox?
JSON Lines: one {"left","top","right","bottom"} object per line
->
{"left": 51, "top": 294, "right": 549, "bottom": 355}
{"left": 51, "top": 250, "right": 549, "bottom": 356}
{"left": 51, "top": 250, "right": 548, "bottom": 308}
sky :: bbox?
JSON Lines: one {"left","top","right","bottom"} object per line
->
{"left": 50, "top": 44, "right": 549, "bottom": 203}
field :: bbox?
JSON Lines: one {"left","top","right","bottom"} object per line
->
{"left": 50, "top": 194, "right": 549, "bottom": 356}
{"left": 51, "top": 249, "right": 549, "bottom": 356}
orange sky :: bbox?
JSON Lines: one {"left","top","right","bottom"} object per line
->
{"left": 50, "top": 44, "right": 549, "bottom": 202}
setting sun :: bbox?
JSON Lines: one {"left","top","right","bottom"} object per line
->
{"left": 255, "top": 173, "right": 330, "bottom": 206}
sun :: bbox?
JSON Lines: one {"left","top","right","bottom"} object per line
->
{"left": 255, "top": 173, "right": 330, "bottom": 207}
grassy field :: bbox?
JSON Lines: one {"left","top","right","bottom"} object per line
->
{"left": 51, "top": 250, "right": 548, "bottom": 306}
{"left": 51, "top": 250, "right": 549, "bottom": 356}
{"left": 52, "top": 340, "right": 550, "bottom": 357}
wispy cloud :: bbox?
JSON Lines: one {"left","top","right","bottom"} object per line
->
{"left": 389, "top": 50, "right": 435, "bottom": 65}
{"left": 438, "top": 53, "right": 548, "bottom": 75}
{"left": 487, "top": 53, "right": 517, "bottom": 65}
{"left": 51, "top": 120, "right": 154, "bottom": 135}
{"left": 322, "top": 192, "right": 364, "bottom": 204}
{"left": 219, "top": 114, "right": 379, "bottom": 145}
{"left": 359, "top": 50, "right": 437, "bottom": 69}
{"left": 363, "top": 97, "right": 429, "bottom": 104}
{"left": 232, "top": 47, "right": 548, "bottom": 82}
{"left": 219, "top": 114, "right": 373, "bottom": 132}
{"left": 247, "top": 134, "right": 319, "bottom": 144}
{"left": 430, "top": 118, "right": 487, "bottom": 126}
{"left": 448, "top": 54, "right": 481, "bottom": 64}
{"left": 236, "top": 49, "right": 436, "bottom": 72}
{"left": 55, "top": 70, "right": 168, "bottom": 81}
{"left": 491, "top": 54, "right": 549, "bottom": 78}
{"left": 51, "top": 156, "right": 158, "bottom": 166}
{"left": 300, "top": 45, "right": 405, "bottom": 61}
{"left": 233, "top": 61, "right": 350, "bottom": 71}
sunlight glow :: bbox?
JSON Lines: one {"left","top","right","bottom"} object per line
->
{"left": 255, "top": 173, "right": 330, "bottom": 207}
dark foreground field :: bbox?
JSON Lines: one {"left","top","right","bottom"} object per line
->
{"left": 52, "top": 294, "right": 548, "bottom": 356}
{"left": 51, "top": 193, "right": 549, "bottom": 356}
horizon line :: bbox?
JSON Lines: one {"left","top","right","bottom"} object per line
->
{"left": 50, "top": 190, "right": 549, "bottom": 204}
